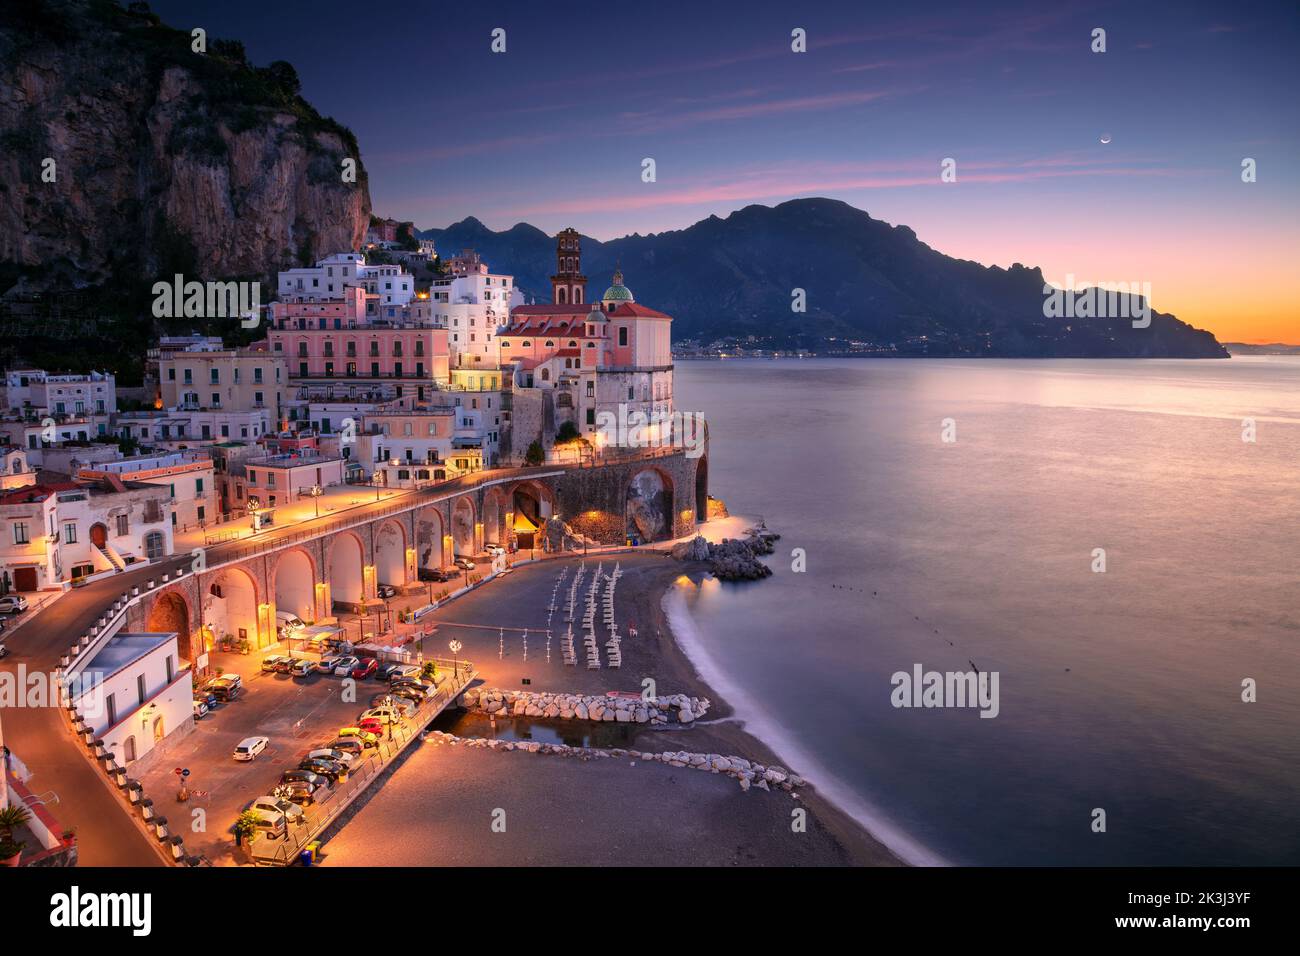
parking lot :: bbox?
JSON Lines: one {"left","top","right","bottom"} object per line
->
{"left": 136, "top": 645, "right": 455, "bottom": 865}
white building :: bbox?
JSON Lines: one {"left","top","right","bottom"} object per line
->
{"left": 78, "top": 452, "right": 219, "bottom": 531}
{"left": 429, "top": 262, "right": 522, "bottom": 370}
{"left": 70, "top": 632, "right": 193, "bottom": 771}
{"left": 0, "top": 476, "right": 173, "bottom": 592}
{"left": 2, "top": 369, "right": 116, "bottom": 417}
{"left": 277, "top": 252, "right": 416, "bottom": 309}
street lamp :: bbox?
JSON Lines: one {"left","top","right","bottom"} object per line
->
{"left": 310, "top": 484, "right": 322, "bottom": 518}
{"left": 383, "top": 694, "right": 394, "bottom": 741}
{"left": 448, "top": 639, "right": 462, "bottom": 680}
{"left": 248, "top": 499, "right": 261, "bottom": 534}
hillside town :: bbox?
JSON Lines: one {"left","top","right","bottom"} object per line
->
{"left": 0, "top": 231, "right": 685, "bottom": 597}
{"left": 0, "top": 230, "right": 723, "bottom": 868}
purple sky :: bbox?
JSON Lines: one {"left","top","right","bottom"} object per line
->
{"left": 149, "top": 0, "right": 1299, "bottom": 341}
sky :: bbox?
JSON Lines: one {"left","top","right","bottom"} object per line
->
{"left": 150, "top": 0, "right": 1299, "bottom": 343}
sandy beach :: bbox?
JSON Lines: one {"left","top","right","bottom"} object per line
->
{"left": 319, "top": 546, "right": 902, "bottom": 866}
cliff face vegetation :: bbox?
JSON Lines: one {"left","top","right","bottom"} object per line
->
{"left": 0, "top": 0, "right": 370, "bottom": 304}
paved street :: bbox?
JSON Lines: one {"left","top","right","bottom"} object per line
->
{"left": 0, "top": 463, "right": 562, "bottom": 866}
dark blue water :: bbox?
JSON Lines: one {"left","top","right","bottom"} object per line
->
{"left": 670, "top": 357, "right": 1300, "bottom": 865}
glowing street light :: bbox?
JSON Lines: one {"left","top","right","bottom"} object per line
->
{"left": 310, "top": 484, "right": 322, "bottom": 518}
{"left": 449, "top": 639, "right": 462, "bottom": 679}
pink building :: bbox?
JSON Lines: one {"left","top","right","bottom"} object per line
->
{"left": 269, "top": 287, "right": 450, "bottom": 405}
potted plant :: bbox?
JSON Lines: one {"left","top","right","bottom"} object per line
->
{"left": 234, "top": 810, "right": 260, "bottom": 850}
{"left": 237, "top": 637, "right": 250, "bottom": 655}
{"left": 0, "top": 804, "right": 32, "bottom": 866}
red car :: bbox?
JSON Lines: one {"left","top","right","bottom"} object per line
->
{"left": 357, "top": 717, "right": 384, "bottom": 736}
{"left": 350, "top": 658, "right": 379, "bottom": 680}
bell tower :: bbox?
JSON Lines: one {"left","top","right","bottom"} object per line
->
{"left": 550, "top": 227, "right": 587, "bottom": 306}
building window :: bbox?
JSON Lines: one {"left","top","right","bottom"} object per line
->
{"left": 145, "top": 531, "right": 165, "bottom": 559}
{"left": 13, "top": 522, "right": 28, "bottom": 545}
{"left": 138, "top": 674, "right": 147, "bottom": 706}
{"left": 63, "top": 522, "right": 77, "bottom": 543}
{"left": 116, "top": 514, "right": 129, "bottom": 536}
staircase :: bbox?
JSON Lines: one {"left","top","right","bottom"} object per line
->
{"left": 96, "top": 543, "right": 124, "bottom": 572}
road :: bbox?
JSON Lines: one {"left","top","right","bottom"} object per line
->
{"left": 0, "top": 463, "right": 568, "bottom": 865}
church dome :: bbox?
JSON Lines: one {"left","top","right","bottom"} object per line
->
{"left": 601, "top": 268, "right": 634, "bottom": 303}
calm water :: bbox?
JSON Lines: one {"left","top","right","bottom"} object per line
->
{"left": 671, "top": 357, "right": 1300, "bottom": 866}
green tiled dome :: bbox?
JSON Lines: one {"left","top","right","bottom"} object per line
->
{"left": 601, "top": 269, "right": 634, "bottom": 302}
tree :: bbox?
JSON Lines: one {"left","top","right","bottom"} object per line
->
{"left": 263, "top": 61, "right": 301, "bottom": 98}
{"left": 210, "top": 39, "right": 248, "bottom": 66}
{"left": 0, "top": 804, "right": 32, "bottom": 860}
{"left": 524, "top": 440, "right": 545, "bottom": 466}
{"left": 555, "top": 421, "right": 581, "bottom": 443}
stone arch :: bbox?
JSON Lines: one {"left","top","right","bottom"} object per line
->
{"left": 508, "top": 479, "right": 554, "bottom": 550}
{"left": 204, "top": 565, "right": 261, "bottom": 648}
{"left": 329, "top": 532, "right": 366, "bottom": 608}
{"left": 90, "top": 522, "right": 108, "bottom": 548}
{"left": 694, "top": 455, "right": 709, "bottom": 520}
{"left": 416, "top": 505, "right": 447, "bottom": 574}
{"left": 146, "top": 589, "right": 194, "bottom": 661}
{"left": 482, "top": 486, "right": 508, "bottom": 548}
{"left": 375, "top": 519, "right": 407, "bottom": 588}
{"left": 273, "top": 548, "right": 317, "bottom": 624}
{"left": 624, "top": 466, "right": 674, "bottom": 543}
{"left": 451, "top": 495, "right": 476, "bottom": 557}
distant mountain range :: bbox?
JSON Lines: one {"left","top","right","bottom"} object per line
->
{"left": 1223, "top": 343, "right": 1300, "bottom": 355}
{"left": 421, "top": 199, "right": 1227, "bottom": 358}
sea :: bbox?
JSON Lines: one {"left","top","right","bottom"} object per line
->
{"left": 668, "top": 356, "right": 1300, "bottom": 866}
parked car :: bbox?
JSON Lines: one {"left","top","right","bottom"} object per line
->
{"left": 276, "top": 656, "right": 301, "bottom": 674}
{"left": 349, "top": 658, "right": 379, "bottom": 680}
{"left": 418, "top": 567, "right": 453, "bottom": 583}
{"left": 248, "top": 809, "right": 287, "bottom": 839}
{"left": 388, "top": 665, "right": 422, "bottom": 682}
{"left": 193, "top": 700, "right": 209, "bottom": 719}
{"left": 318, "top": 655, "right": 342, "bottom": 674}
{"left": 328, "top": 738, "right": 368, "bottom": 758}
{"left": 360, "top": 706, "right": 402, "bottom": 725}
{"left": 281, "top": 769, "right": 328, "bottom": 790}
{"left": 275, "top": 610, "right": 305, "bottom": 638}
{"left": 298, "top": 757, "right": 345, "bottom": 782}
{"left": 390, "top": 688, "right": 425, "bottom": 709}
{"left": 0, "top": 596, "right": 28, "bottom": 614}
{"left": 376, "top": 663, "right": 404, "bottom": 682}
{"left": 332, "top": 656, "right": 360, "bottom": 677}
{"left": 233, "top": 735, "right": 269, "bottom": 761}
{"left": 289, "top": 658, "right": 316, "bottom": 678}
{"left": 279, "top": 780, "right": 321, "bottom": 806}
{"left": 208, "top": 674, "right": 241, "bottom": 701}
{"left": 377, "top": 583, "right": 397, "bottom": 599}
{"left": 336, "top": 728, "right": 379, "bottom": 748}
{"left": 307, "top": 747, "right": 356, "bottom": 768}
{"left": 193, "top": 687, "right": 218, "bottom": 709}
{"left": 356, "top": 717, "right": 385, "bottom": 737}
{"left": 390, "top": 677, "right": 434, "bottom": 695}
{"left": 454, "top": 557, "right": 475, "bottom": 571}
{"left": 251, "top": 796, "right": 305, "bottom": 827}
{"left": 261, "top": 655, "right": 288, "bottom": 673}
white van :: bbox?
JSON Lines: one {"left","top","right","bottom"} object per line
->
{"left": 275, "top": 611, "right": 305, "bottom": 637}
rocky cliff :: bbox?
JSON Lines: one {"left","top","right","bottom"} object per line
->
{"left": 0, "top": 0, "right": 370, "bottom": 299}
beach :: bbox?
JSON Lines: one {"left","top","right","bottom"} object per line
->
{"left": 319, "top": 547, "right": 902, "bottom": 866}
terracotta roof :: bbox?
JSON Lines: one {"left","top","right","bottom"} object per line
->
{"left": 608, "top": 302, "right": 671, "bottom": 320}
